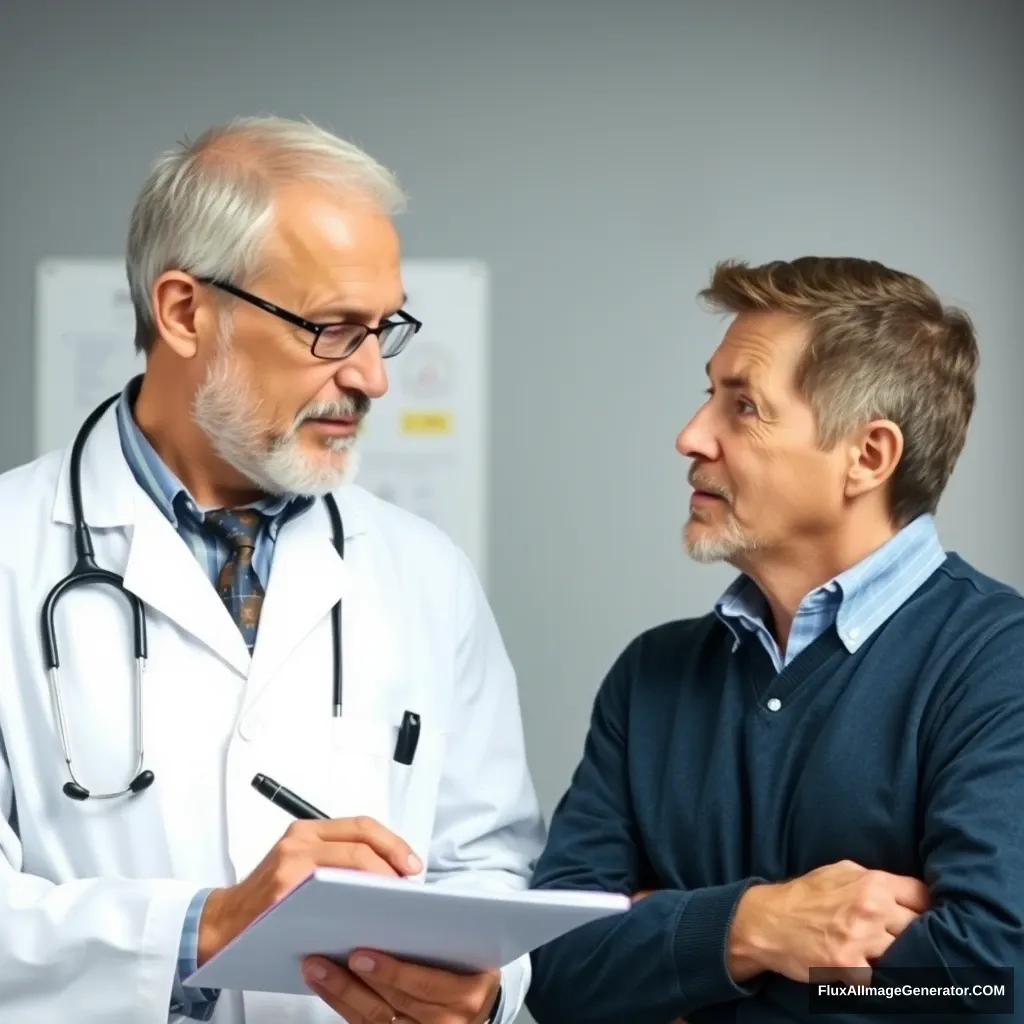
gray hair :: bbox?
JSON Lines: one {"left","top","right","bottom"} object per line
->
{"left": 125, "top": 115, "right": 407, "bottom": 353}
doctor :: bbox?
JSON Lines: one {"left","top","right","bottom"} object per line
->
{"left": 0, "top": 115, "right": 545, "bottom": 1024}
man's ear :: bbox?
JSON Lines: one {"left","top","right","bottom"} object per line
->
{"left": 151, "top": 271, "right": 215, "bottom": 359}
{"left": 844, "top": 419, "right": 903, "bottom": 500}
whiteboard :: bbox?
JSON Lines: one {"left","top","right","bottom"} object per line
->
{"left": 34, "top": 258, "right": 490, "bottom": 582}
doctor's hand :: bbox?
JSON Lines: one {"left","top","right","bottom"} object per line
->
{"left": 302, "top": 950, "right": 501, "bottom": 1024}
{"left": 197, "top": 816, "right": 421, "bottom": 965}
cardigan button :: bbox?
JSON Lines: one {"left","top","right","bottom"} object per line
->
{"left": 766, "top": 697, "right": 782, "bottom": 712}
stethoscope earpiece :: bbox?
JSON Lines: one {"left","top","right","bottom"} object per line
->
{"left": 62, "top": 782, "right": 90, "bottom": 801}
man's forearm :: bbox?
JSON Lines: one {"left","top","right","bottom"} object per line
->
{"left": 873, "top": 905, "right": 1020, "bottom": 1013}
{"left": 527, "top": 881, "right": 765, "bottom": 1024}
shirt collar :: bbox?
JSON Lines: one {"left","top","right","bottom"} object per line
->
{"left": 114, "top": 375, "right": 313, "bottom": 534}
{"left": 715, "top": 513, "right": 946, "bottom": 652}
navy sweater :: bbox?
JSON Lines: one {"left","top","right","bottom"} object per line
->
{"left": 527, "top": 554, "right": 1024, "bottom": 1023}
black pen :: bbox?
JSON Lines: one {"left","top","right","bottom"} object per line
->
{"left": 251, "top": 773, "right": 328, "bottom": 820}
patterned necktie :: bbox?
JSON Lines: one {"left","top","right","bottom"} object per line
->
{"left": 204, "top": 508, "right": 265, "bottom": 653}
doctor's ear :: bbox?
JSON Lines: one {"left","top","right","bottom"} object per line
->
{"left": 151, "top": 272, "right": 218, "bottom": 360}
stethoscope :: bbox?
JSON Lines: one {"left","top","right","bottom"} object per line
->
{"left": 41, "top": 390, "right": 346, "bottom": 802}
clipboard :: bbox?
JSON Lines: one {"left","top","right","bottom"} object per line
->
{"left": 185, "top": 867, "right": 630, "bottom": 995}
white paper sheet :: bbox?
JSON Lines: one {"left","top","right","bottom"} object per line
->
{"left": 184, "top": 867, "right": 629, "bottom": 995}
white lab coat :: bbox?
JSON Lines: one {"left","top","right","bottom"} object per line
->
{"left": 0, "top": 403, "right": 546, "bottom": 1024}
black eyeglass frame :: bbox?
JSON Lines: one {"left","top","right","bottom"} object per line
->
{"left": 196, "top": 276, "right": 422, "bottom": 360}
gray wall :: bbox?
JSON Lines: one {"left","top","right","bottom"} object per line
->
{"left": 2, "top": 2, "right": 1022, "bottom": 1019}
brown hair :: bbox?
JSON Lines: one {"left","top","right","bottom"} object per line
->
{"left": 699, "top": 257, "right": 979, "bottom": 525}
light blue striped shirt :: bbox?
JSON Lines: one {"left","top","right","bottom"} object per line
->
{"left": 715, "top": 513, "right": 947, "bottom": 672}
{"left": 114, "top": 377, "right": 312, "bottom": 1020}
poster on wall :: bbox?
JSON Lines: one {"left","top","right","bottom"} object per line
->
{"left": 34, "top": 258, "right": 491, "bottom": 582}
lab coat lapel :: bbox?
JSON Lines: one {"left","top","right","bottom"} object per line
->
{"left": 50, "top": 400, "right": 252, "bottom": 675}
{"left": 244, "top": 497, "right": 351, "bottom": 702}
{"left": 122, "top": 494, "right": 252, "bottom": 675}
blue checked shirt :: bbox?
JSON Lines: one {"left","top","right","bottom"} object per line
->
{"left": 715, "top": 513, "right": 947, "bottom": 670}
{"left": 114, "top": 380, "right": 313, "bottom": 1020}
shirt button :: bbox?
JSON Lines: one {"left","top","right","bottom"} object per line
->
{"left": 847, "top": 626, "right": 860, "bottom": 641}
{"left": 766, "top": 697, "right": 782, "bottom": 712}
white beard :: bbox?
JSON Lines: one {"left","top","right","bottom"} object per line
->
{"left": 192, "top": 335, "right": 363, "bottom": 498}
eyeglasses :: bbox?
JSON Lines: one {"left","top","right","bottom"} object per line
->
{"left": 196, "top": 277, "right": 422, "bottom": 360}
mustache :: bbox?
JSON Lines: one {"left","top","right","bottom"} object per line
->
{"left": 296, "top": 391, "right": 371, "bottom": 424}
{"left": 688, "top": 468, "right": 732, "bottom": 501}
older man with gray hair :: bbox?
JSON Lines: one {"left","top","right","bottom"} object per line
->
{"left": 0, "top": 116, "right": 545, "bottom": 1024}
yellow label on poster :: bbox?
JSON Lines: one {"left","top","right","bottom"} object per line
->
{"left": 400, "top": 410, "right": 453, "bottom": 435}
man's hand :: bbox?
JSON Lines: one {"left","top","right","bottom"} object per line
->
{"left": 197, "top": 817, "right": 421, "bottom": 965}
{"left": 728, "top": 860, "right": 930, "bottom": 985}
{"left": 302, "top": 950, "right": 501, "bottom": 1024}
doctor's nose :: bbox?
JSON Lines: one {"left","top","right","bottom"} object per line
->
{"left": 335, "top": 336, "right": 389, "bottom": 399}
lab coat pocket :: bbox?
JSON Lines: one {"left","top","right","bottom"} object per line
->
{"left": 225, "top": 713, "right": 396, "bottom": 882}
{"left": 387, "top": 721, "right": 447, "bottom": 870}
{"left": 322, "top": 715, "right": 394, "bottom": 828}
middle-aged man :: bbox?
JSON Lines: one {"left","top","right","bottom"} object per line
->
{"left": 0, "top": 116, "right": 545, "bottom": 1024}
{"left": 526, "top": 257, "right": 1024, "bottom": 1023}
